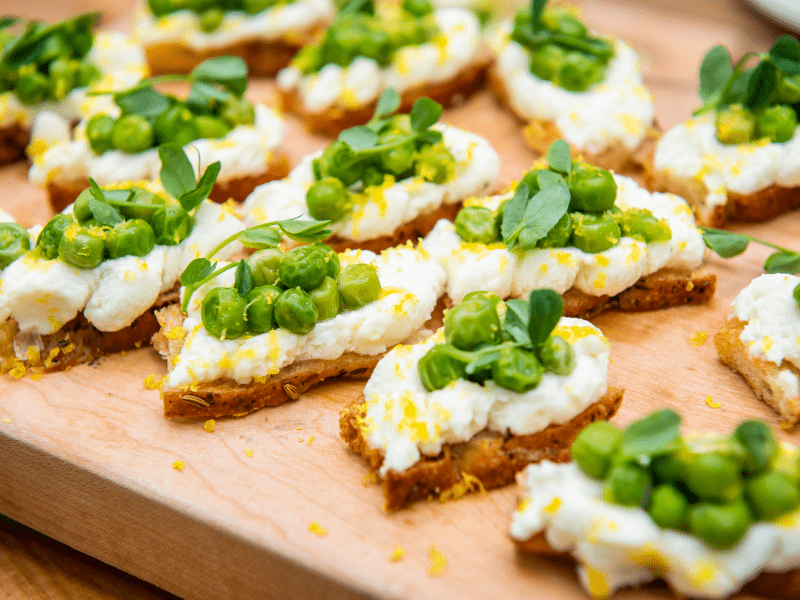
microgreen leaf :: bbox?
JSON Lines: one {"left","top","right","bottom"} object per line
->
{"left": 114, "top": 86, "right": 171, "bottom": 119}
{"left": 87, "top": 198, "right": 124, "bottom": 227}
{"left": 374, "top": 88, "right": 400, "bottom": 119}
{"left": 501, "top": 183, "right": 531, "bottom": 245}
{"left": 465, "top": 347, "right": 506, "bottom": 375}
{"left": 185, "top": 80, "right": 229, "bottom": 112}
{"left": 179, "top": 161, "right": 221, "bottom": 212}
{"left": 88, "top": 177, "right": 107, "bottom": 203}
{"left": 517, "top": 184, "right": 570, "bottom": 249}
{"left": 530, "top": 0, "right": 546, "bottom": 33}
{"left": 698, "top": 45, "right": 733, "bottom": 104}
{"left": 237, "top": 227, "right": 282, "bottom": 249}
{"left": 158, "top": 143, "right": 197, "bottom": 200}
{"left": 769, "top": 35, "right": 800, "bottom": 76}
{"left": 734, "top": 421, "right": 777, "bottom": 473}
{"left": 764, "top": 251, "right": 800, "bottom": 274}
{"left": 278, "top": 218, "right": 333, "bottom": 243}
{"left": 701, "top": 228, "right": 750, "bottom": 258}
{"left": 409, "top": 97, "right": 443, "bottom": 132}
{"left": 503, "top": 299, "right": 531, "bottom": 345}
{"left": 619, "top": 409, "right": 681, "bottom": 463}
{"left": 527, "top": 289, "right": 564, "bottom": 347}
{"left": 744, "top": 60, "right": 777, "bottom": 111}
{"left": 339, "top": 126, "right": 379, "bottom": 151}
{"left": 0, "top": 17, "right": 18, "bottom": 30}
{"left": 234, "top": 259, "right": 254, "bottom": 297}
{"left": 180, "top": 258, "right": 214, "bottom": 287}
{"left": 545, "top": 139, "right": 572, "bottom": 174}
{"left": 190, "top": 55, "right": 248, "bottom": 97}
{"left": 536, "top": 169, "right": 566, "bottom": 189}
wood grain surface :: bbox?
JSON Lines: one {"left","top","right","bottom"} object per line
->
{"left": 0, "top": 1, "right": 796, "bottom": 599}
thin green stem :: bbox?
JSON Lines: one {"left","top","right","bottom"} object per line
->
{"left": 181, "top": 262, "right": 237, "bottom": 312}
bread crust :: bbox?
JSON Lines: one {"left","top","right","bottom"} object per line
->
{"left": 46, "top": 152, "right": 291, "bottom": 214}
{"left": 340, "top": 386, "right": 623, "bottom": 510}
{"left": 279, "top": 56, "right": 491, "bottom": 137}
{"left": 0, "top": 122, "right": 30, "bottom": 166}
{"left": 715, "top": 316, "right": 800, "bottom": 428}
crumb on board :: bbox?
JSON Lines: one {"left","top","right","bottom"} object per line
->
{"left": 2, "top": 418, "right": 11, "bottom": 424}
{"left": 173, "top": 460, "right": 185, "bottom": 471}
{"left": 690, "top": 331, "right": 708, "bottom": 347}
{"left": 428, "top": 544, "right": 446, "bottom": 576}
{"left": 308, "top": 435, "right": 314, "bottom": 444}
{"left": 296, "top": 426, "right": 303, "bottom": 431}
{"left": 363, "top": 472, "right": 380, "bottom": 486}
{"left": 204, "top": 419, "right": 215, "bottom": 433}
{"left": 390, "top": 545, "right": 405, "bottom": 562}
{"left": 245, "top": 448, "right": 253, "bottom": 457}
{"left": 309, "top": 522, "right": 328, "bottom": 537}
{"left": 705, "top": 395, "right": 720, "bottom": 409}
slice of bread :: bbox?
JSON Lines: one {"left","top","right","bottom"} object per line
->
{"left": 0, "top": 122, "right": 30, "bottom": 166}
{"left": 340, "top": 386, "right": 623, "bottom": 510}
{"left": 716, "top": 316, "right": 800, "bottom": 429}
{"left": 280, "top": 57, "right": 490, "bottom": 137}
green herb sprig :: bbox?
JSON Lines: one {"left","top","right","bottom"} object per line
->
{"left": 0, "top": 13, "right": 99, "bottom": 69}
{"left": 701, "top": 227, "right": 800, "bottom": 274}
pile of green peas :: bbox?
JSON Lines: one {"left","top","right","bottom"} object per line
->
{"left": 511, "top": 6, "right": 614, "bottom": 92}
{"left": 572, "top": 417, "right": 800, "bottom": 550}
{"left": 147, "top": 0, "right": 292, "bottom": 32}
{"left": 200, "top": 244, "right": 382, "bottom": 339}
{"left": 33, "top": 186, "right": 193, "bottom": 269}
{"left": 305, "top": 115, "right": 455, "bottom": 222}
{"left": 85, "top": 91, "right": 255, "bottom": 156}
{"left": 1, "top": 23, "right": 101, "bottom": 105}
{"left": 0, "top": 223, "right": 31, "bottom": 270}
{"left": 417, "top": 292, "right": 575, "bottom": 393}
{"left": 455, "top": 162, "right": 672, "bottom": 254}
{"left": 292, "top": 0, "right": 437, "bottom": 75}
{"left": 715, "top": 101, "right": 799, "bottom": 145}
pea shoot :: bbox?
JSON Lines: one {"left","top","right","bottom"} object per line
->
{"left": 148, "top": 0, "right": 294, "bottom": 28}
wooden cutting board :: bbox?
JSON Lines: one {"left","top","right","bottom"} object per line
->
{"left": 0, "top": 1, "right": 795, "bottom": 599}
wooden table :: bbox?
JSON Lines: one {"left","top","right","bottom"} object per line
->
{"left": 0, "top": 1, "right": 795, "bottom": 599}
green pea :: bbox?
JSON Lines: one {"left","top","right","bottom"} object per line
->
{"left": 795, "top": 282, "right": 800, "bottom": 308}
{"left": 454, "top": 207, "right": 499, "bottom": 245}
{"left": 745, "top": 471, "right": 800, "bottom": 521}
{"left": 414, "top": 142, "right": 454, "bottom": 184}
{"left": 444, "top": 295, "right": 501, "bottom": 351}
{"left": 618, "top": 208, "right": 672, "bottom": 243}
{"left": 47, "top": 57, "right": 78, "bottom": 102}
{"left": 551, "top": 10, "right": 588, "bottom": 37}
{"left": 528, "top": 43, "right": 566, "bottom": 81}
{"left": 115, "top": 188, "right": 165, "bottom": 221}
{"left": 38, "top": 33, "right": 70, "bottom": 64}
{"left": 380, "top": 141, "right": 415, "bottom": 176}
{"left": 648, "top": 483, "right": 690, "bottom": 530}
{"left": 199, "top": 8, "right": 224, "bottom": 32}
{"left": 148, "top": 0, "right": 173, "bottom": 16}
{"left": 35, "top": 214, "right": 73, "bottom": 260}
{"left": 555, "top": 52, "right": 602, "bottom": 92}
{"left": 151, "top": 205, "right": 193, "bottom": 246}
{"left": 15, "top": 69, "right": 49, "bottom": 105}
{"left": 777, "top": 74, "right": 800, "bottom": 104}
{"left": 58, "top": 226, "right": 106, "bottom": 269}
{"left": 491, "top": 347, "right": 543, "bottom": 393}
{"left": 417, "top": 343, "right": 467, "bottom": 391}
{"left": 569, "top": 163, "right": 617, "bottom": 212}
{"left": 106, "top": 219, "right": 155, "bottom": 259}
{"left": 571, "top": 420, "right": 622, "bottom": 480}
{"left": 154, "top": 105, "right": 199, "bottom": 147}
{"left": 570, "top": 211, "right": 620, "bottom": 253}
{"left": 361, "top": 165, "right": 385, "bottom": 188}
{"left": 685, "top": 452, "right": 743, "bottom": 502}
{"left": 734, "top": 420, "right": 778, "bottom": 475}
{"left": 86, "top": 114, "right": 116, "bottom": 155}
{"left": 535, "top": 212, "right": 573, "bottom": 249}
{"left": 243, "top": 0, "right": 281, "bottom": 14}
{"left": 75, "top": 60, "right": 101, "bottom": 88}
{"left": 537, "top": 334, "right": 576, "bottom": 375}
{"left": 651, "top": 453, "right": 686, "bottom": 484}
{"left": 327, "top": 18, "right": 369, "bottom": 66}
{"left": 306, "top": 177, "right": 351, "bottom": 222}
{"left": 274, "top": 287, "right": 318, "bottom": 334}
{"left": 72, "top": 188, "right": 95, "bottom": 225}
{"left": 313, "top": 141, "right": 362, "bottom": 186}
{"left": 246, "top": 248, "right": 283, "bottom": 287}
{"left": 402, "top": 0, "right": 434, "bottom": 17}
{"left": 220, "top": 96, "right": 256, "bottom": 127}
{"left": 201, "top": 287, "right": 247, "bottom": 339}
{"left": 195, "top": 115, "right": 231, "bottom": 139}
{"left": 309, "top": 243, "right": 340, "bottom": 278}
{"left": 111, "top": 114, "right": 154, "bottom": 154}
{"left": 279, "top": 246, "right": 327, "bottom": 291}
{"left": 244, "top": 284, "right": 281, "bottom": 334}
{"left": 688, "top": 500, "right": 752, "bottom": 550}
{"left": 756, "top": 104, "right": 798, "bottom": 144}
{"left": 309, "top": 276, "right": 341, "bottom": 321}
{"left": 337, "top": 263, "right": 381, "bottom": 309}
{"left": 603, "top": 462, "right": 650, "bottom": 507}
{"left": 716, "top": 105, "right": 757, "bottom": 145}
{"left": 0, "top": 223, "right": 30, "bottom": 269}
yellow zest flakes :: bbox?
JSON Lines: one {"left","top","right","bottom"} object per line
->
{"left": 689, "top": 561, "right": 717, "bottom": 586}
{"left": 690, "top": 331, "right": 708, "bottom": 347}
{"left": 428, "top": 544, "right": 446, "bottom": 576}
{"left": 539, "top": 263, "right": 548, "bottom": 274}
{"left": 203, "top": 419, "right": 216, "bottom": 432}
{"left": 307, "top": 436, "right": 314, "bottom": 444}
{"left": 543, "top": 497, "right": 561, "bottom": 514}
{"left": 626, "top": 243, "right": 642, "bottom": 266}
{"left": 762, "top": 336, "right": 774, "bottom": 352}
{"left": 296, "top": 426, "right": 303, "bottom": 431}
{"left": 253, "top": 375, "right": 267, "bottom": 384}
{"left": 705, "top": 395, "right": 720, "bottom": 409}
{"left": 593, "top": 272, "right": 606, "bottom": 290}
{"left": 439, "top": 472, "right": 485, "bottom": 502}
{"left": 298, "top": 436, "right": 304, "bottom": 442}
{"left": 555, "top": 250, "right": 575, "bottom": 266}
{"left": 144, "top": 374, "right": 167, "bottom": 390}
{"left": 245, "top": 448, "right": 253, "bottom": 457}
{"left": 553, "top": 324, "right": 606, "bottom": 347}
{"left": 620, "top": 113, "right": 643, "bottom": 135}
{"left": 43, "top": 346, "right": 60, "bottom": 369}
{"left": 389, "top": 545, "right": 405, "bottom": 562}
{"left": 363, "top": 472, "right": 380, "bottom": 485}
{"left": 2, "top": 418, "right": 11, "bottom": 424}
{"left": 309, "top": 522, "right": 328, "bottom": 537}
{"left": 172, "top": 460, "right": 185, "bottom": 471}
{"left": 595, "top": 255, "right": 610, "bottom": 267}
{"left": 586, "top": 567, "right": 610, "bottom": 599}
{"left": 517, "top": 497, "right": 532, "bottom": 512}
{"left": 220, "top": 198, "right": 238, "bottom": 216}
{"left": 30, "top": 372, "right": 43, "bottom": 381}
{"left": 26, "top": 345, "right": 41, "bottom": 363}
{"left": 776, "top": 512, "right": 800, "bottom": 528}
{"left": 36, "top": 293, "right": 51, "bottom": 304}
{"left": 123, "top": 270, "right": 135, "bottom": 282}
{"left": 165, "top": 325, "right": 186, "bottom": 341}
{"left": 8, "top": 360, "right": 25, "bottom": 379}
{"left": 629, "top": 543, "right": 669, "bottom": 575}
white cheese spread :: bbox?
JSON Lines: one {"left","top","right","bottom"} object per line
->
{"left": 488, "top": 24, "right": 653, "bottom": 155}
{"left": 653, "top": 112, "right": 800, "bottom": 211}
{"left": 276, "top": 8, "right": 482, "bottom": 113}
{"left": 0, "top": 32, "right": 148, "bottom": 130}
{"left": 511, "top": 460, "right": 800, "bottom": 599}
{"left": 133, "top": 0, "right": 334, "bottom": 50}
{"left": 361, "top": 317, "right": 609, "bottom": 476}
{"left": 0, "top": 199, "right": 243, "bottom": 336}
{"left": 166, "top": 244, "right": 446, "bottom": 388}
{"left": 29, "top": 104, "right": 284, "bottom": 188}
{"left": 242, "top": 124, "right": 498, "bottom": 242}
{"left": 424, "top": 175, "right": 705, "bottom": 303}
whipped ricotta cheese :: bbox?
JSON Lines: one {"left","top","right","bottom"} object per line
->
{"left": 0, "top": 32, "right": 148, "bottom": 130}
{"left": 361, "top": 317, "right": 609, "bottom": 476}
{"left": 511, "top": 460, "right": 800, "bottom": 599}
{"left": 653, "top": 112, "right": 800, "bottom": 211}
{"left": 488, "top": 24, "right": 653, "bottom": 154}
{"left": 166, "top": 244, "right": 446, "bottom": 388}
{"left": 242, "top": 124, "right": 498, "bottom": 242}
{"left": 133, "top": 0, "right": 334, "bottom": 50}
{"left": 0, "top": 199, "right": 243, "bottom": 337}
{"left": 276, "top": 8, "right": 482, "bottom": 113}
{"left": 424, "top": 175, "right": 705, "bottom": 303}
{"left": 29, "top": 104, "right": 283, "bottom": 188}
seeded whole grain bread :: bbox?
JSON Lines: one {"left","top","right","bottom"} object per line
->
{"left": 715, "top": 316, "right": 800, "bottom": 429}
{"left": 46, "top": 153, "right": 291, "bottom": 213}
{"left": 280, "top": 57, "right": 490, "bottom": 137}
{"left": 340, "top": 386, "right": 623, "bottom": 510}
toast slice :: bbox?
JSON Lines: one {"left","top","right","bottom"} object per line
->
{"left": 716, "top": 316, "right": 800, "bottom": 429}
{"left": 0, "top": 122, "right": 30, "bottom": 166}
{"left": 340, "top": 386, "right": 623, "bottom": 510}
